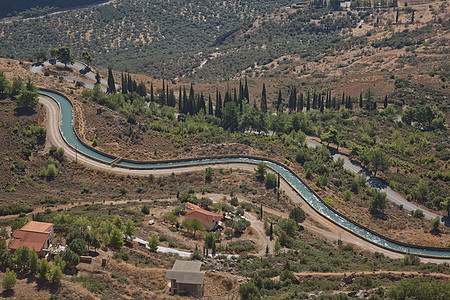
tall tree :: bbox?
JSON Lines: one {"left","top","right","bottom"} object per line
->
{"left": 276, "top": 89, "right": 282, "bottom": 111}
{"left": 261, "top": 83, "right": 267, "bottom": 113}
{"left": 298, "top": 92, "right": 304, "bottom": 112}
{"left": 81, "top": 50, "right": 92, "bottom": 65}
{"left": 150, "top": 82, "right": 154, "bottom": 102}
{"left": 15, "top": 77, "right": 39, "bottom": 110}
{"left": 244, "top": 78, "right": 249, "bottom": 102}
{"left": 369, "top": 147, "right": 390, "bottom": 176}
{"left": 384, "top": 95, "right": 388, "bottom": 108}
{"left": 208, "top": 95, "right": 213, "bottom": 115}
{"left": 215, "top": 90, "right": 222, "bottom": 118}
{"left": 107, "top": 68, "right": 116, "bottom": 94}
{"left": 178, "top": 86, "right": 182, "bottom": 111}
{"left": 121, "top": 73, "right": 126, "bottom": 94}
{"left": 306, "top": 91, "right": 310, "bottom": 111}
{"left": 53, "top": 46, "right": 74, "bottom": 68}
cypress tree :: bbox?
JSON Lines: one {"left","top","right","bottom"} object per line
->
{"left": 188, "top": 84, "right": 195, "bottom": 115}
{"left": 150, "top": 82, "right": 154, "bottom": 102}
{"left": 121, "top": 73, "right": 127, "bottom": 94}
{"left": 233, "top": 87, "right": 237, "bottom": 103}
{"left": 312, "top": 92, "right": 317, "bottom": 110}
{"left": 137, "top": 81, "right": 146, "bottom": 97}
{"left": 182, "top": 87, "right": 188, "bottom": 114}
{"left": 320, "top": 94, "right": 324, "bottom": 113}
{"left": 261, "top": 83, "right": 267, "bottom": 113}
{"left": 215, "top": 91, "right": 222, "bottom": 118}
{"left": 107, "top": 68, "right": 116, "bottom": 94}
{"left": 198, "top": 92, "right": 206, "bottom": 113}
{"left": 396, "top": 7, "right": 399, "bottom": 23}
{"left": 411, "top": 10, "right": 414, "bottom": 24}
{"left": 277, "top": 89, "right": 282, "bottom": 111}
{"left": 298, "top": 92, "right": 304, "bottom": 112}
{"left": 239, "top": 80, "right": 243, "bottom": 101}
{"left": 178, "top": 86, "right": 182, "bottom": 112}
{"left": 293, "top": 87, "right": 297, "bottom": 112}
{"left": 384, "top": 95, "right": 388, "bottom": 108}
{"left": 244, "top": 78, "right": 249, "bottom": 102}
{"left": 359, "top": 92, "right": 363, "bottom": 109}
{"left": 127, "top": 74, "right": 132, "bottom": 93}
{"left": 306, "top": 91, "right": 311, "bottom": 111}
{"left": 208, "top": 95, "right": 213, "bottom": 115}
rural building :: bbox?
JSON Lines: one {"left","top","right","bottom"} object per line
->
{"left": 166, "top": 260, "right": 205, "bottom": 297}
{"left": 8, "top": 221, "right": 54, "bottom": 257}
{"left": 185, "top": 204, "right": 223, "bottom": 231}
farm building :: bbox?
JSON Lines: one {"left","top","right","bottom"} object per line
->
{"left": 166, "top": 260, "right": 205, "bottom": 297}
{"left": 185, "top": 203, "right": 223, "bottom": 231}
{"left": 8, "top": 221, "right": 54, "bottom": 257}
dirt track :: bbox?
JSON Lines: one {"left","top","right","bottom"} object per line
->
{"left": 39, "top": 94, "right": 449, "bottom": 264}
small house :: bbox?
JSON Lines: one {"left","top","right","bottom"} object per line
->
{"left": 166, "top": 260, "right": 205, "bottom": 297}
{"left": 185, "top": 205, "right": 223, "bottom": 231}
{"left": 8, "top": 221, "right": 54, "bottom": 257}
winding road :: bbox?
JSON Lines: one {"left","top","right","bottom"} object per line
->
{"left": 305, "top": 139, "right": 444, "bottom": 223}
{"left": 36, "top": 90, "right": 450, "bottom": 263}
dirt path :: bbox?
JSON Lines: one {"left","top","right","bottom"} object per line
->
{"left": 293, "top": 270, "right": 450, "bottom": 280}
{"left": 245, "top": 212, "right": 273, "bottom": 256}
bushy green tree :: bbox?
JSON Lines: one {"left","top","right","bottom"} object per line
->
{"left": 60, "top": 249, "right": 80, "bottom": 268}
{"left": 255, "top": 162, "right": 267, "bottom": 180}
{"left": 109, "top": 227, "right": 124, "bottom": 249}
{"left": 368, "top": 189, "right": 388, "bottom": 215}
{"left": 2, "top": 268, "right": 16, "bottom": 290}
{"left": 148, "top": 235, "right": 159, "bottom": 252}
{"left": 141, "top": 205, "right": 150, "bottom": 215}
{"left": 278, "top": 218, "right": 298, "bottom": 237}
{"left": 81, "top": 50, "right": 92, "bottom": 65}
{"left": 430, "top": 216, "right": 440, "bottom": 232}
{"left": 124, "top": 219, "right": 135, "bottom": 240}
{"left": 289, "top": 207, "right": 306, "bottom": 223}
{"left": 14, "top": 246, "right": 31, "bottom": 270}
{"left": 205, "top": 167, "right": 214, "bottom": 182}
{"left": 204, "top": 232, "right": 215, "bottom": 249}
{"left": 239, "top": 282, "right": 260, "bottom": 300}
{"left": 265, "top": 173, "right": 277, "bottom": 188}
{"left": 52, "top": 46, "right": 74, "bottom": 68}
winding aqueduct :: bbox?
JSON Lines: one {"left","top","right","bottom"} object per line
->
{"left": 38, "top": 89, "right": 450, "bottom": 262}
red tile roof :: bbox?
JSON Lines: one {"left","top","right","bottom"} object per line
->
{"left": 185, "top": 207, "right": 223, "bottom": 228}
{"left": 8, "top": 221, "right": 54, "bottom": 253}
{"left": 9, "top": 231, "right": 50, "bottom": 252}
{"left": 20, "top": 221, "right": 53, "bottom": 233}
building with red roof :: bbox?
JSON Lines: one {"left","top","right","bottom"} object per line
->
{"left": 8, "top": 221, "right": 54, "bottom": 257}
{"left": 185, "top": 206, "right": 223, "bottom": 231}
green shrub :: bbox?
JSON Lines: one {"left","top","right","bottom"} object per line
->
{"left": 71, "top": 275, "right": 104, "bottom": 293}
{"left": 141, "top": 205, "right": 150, "bottom": 215}
{"left": 342, "top": 190, "right": 351, "bottom": 202}
{"left": 265, "top": 173, "right": 277, "bottom": 188}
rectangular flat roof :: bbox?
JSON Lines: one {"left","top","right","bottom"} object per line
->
{"left": 166, "top": 260, "right": 205, "bottom": 285}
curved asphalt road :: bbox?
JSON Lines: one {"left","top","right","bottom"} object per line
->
{"left": 30, "top": 60, "right": 119, "bottom": 92}
{"left": 305, "top": 139, "right": 444, "bottom": 223}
